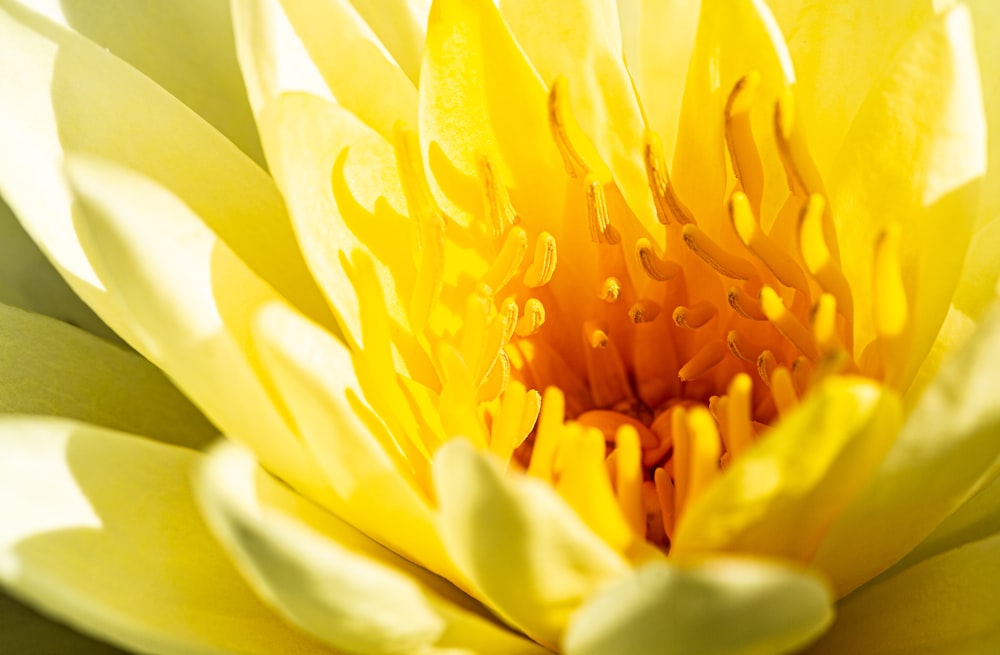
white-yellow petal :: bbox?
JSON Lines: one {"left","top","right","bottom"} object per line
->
{"left": 0, "top": 416, "right": 335, "bottom": 655}
{"left": 563, "top": 558, "right": 833, "bottom": 655}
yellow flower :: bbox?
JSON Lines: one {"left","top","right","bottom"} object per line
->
{"left": 0, "top": 0, "right": 999, "bottom": 653}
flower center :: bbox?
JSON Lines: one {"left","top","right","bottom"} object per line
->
{"left": 378, "top": 72, "right": 908, "bottom": 554}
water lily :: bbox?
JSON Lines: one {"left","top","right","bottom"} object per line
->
{"left": 1, "top": 0, "right": 999, "bottom": 652}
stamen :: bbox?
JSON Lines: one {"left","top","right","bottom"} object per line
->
{"left": 577, "top": 410, "right": 659, "bottom": 448}
{"left": 791, "top": 356, "right": 812, "bottom": 394}
{"left": 759, "top": 286, "right": 820, "bottom": 359}
{"left": 727, "top": 330, "right": 764, "bottom": 362}
{"left": 678, "top": 340, "right": 727, "bottom": 381}
{"left": 582, "top": 328, "right": 634, "bottom": 408}
{"left": 637, "top": 238, "right": 681, "bottom": 281}
{"left": 476, "top": 350, "right": 510, "bottom": 402}
{"left": 774, "top": 89, "right": 823, "bottom": 198}
{"left": 654, "top": 467, "right": 677, "bottom": 540}
{"left": 585, "top": 175, "right": 621, "bottom": 245}
{"left": 515, "top": 298, "right": 546, "bottom": 337}
{"left": 523, "top": 232, "right": 558, "bottom": 288}
{"left": 629, "top": 300, "right": 662, "bottom": 324}
{"left": 811, "top": 293, "right": 840, "bottom": 352}
{"left": 585, "top": 320, "right": 609, "bottom": 349}
{"left": 724, "top": 73, "right": 765, "bottom": 210}
{"left": 728, "top": 285, "right": 767, "bottom": 321}
{"left": 769, "top": 366, "right": 798, "bottom": 417}
{"left": 478, "top": 155, "right": 518, "bottom": 238}
{"left": 673, "top": 301, "right": 718, "bottom": 329}
{"left": 757, "top": 349, "right": 777, "bottom": 386}
{"left": 725, "top": 373, "right": 754, "bottom": 458}
{"left": 615, "top": 426, "right": 645, "bottom": 537}
{"left": 489, "top": 380, "right": 527, "bottom": 461}
{"left": 873, "top": 225, "right": 908, "bottom": 337}
{"left": 548, "top": 76, "right": 610, "bottom": 180}
{"left": 527, "top": 387, "right": 565, "bottom": 482}
{"left": 481, "top": 226, "right": 528, "bottom": 294}
{"left": 644, "top": 130, "right": 696, "bottom": 225}
{"left": 799, "top": 194, "right": 854, "bottom": 322}
{"left": 730, "top": 192, "right": 809, "bottom": 294}
{"left": 684, "top": 408, "right": 722, "bottom": 509}
{"left": 683, "top": 224, "right": 757, "bottom": 280}
{"left": 600, "top": 277, "right": 622, "bottom": 302}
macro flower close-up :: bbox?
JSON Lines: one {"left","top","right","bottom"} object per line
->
{"left": 2, "top": 0, "right": 1000, "bottom": 652}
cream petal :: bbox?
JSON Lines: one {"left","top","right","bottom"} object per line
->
{"left": 672, "top": 377, "right": 901, "bottom": 563}
{"left": 563, "top": 558, "right": 833, "bottom": 655}
{"left": 196, "top": 441, "right": 547, "bottom": 655}
{"left": 66, "top": 155, "right": 328, "bottom": 504}
{"left": 0, "top": 302, "right": 215, "bottom": 450}
{"left": 499, "top": 0, "right": 660, "bottom": 240}
{"left": 230, "top": 0, "right": 332, "bottom": 117}
{"left": 766, "top": 0, "right": 934, "bottom": 177}
{"left": 805, "top": 532, "right": 1000, "bottom": 654}
{"left": 250, "top": 300, "right": 455, "bottom": 580}
{"left": 826, "top": 5, "right": 985, "bottom": 388}
{"left": 0, "top": 195, "right": 116, "bottom": 342}
{"left": 0, "top": 0, "right": 335, "bottom": 331}
{"left": 433, "top": 439, "right": 630, "bottom": 648}
{"left": 813, "top": 298, "right": 1000, "bottom": 597}
{"left": 0, "top": 416, "right": 336, "bottom": 655}
{"left": 21, "top": 0, "right": 265, "bottom": 165}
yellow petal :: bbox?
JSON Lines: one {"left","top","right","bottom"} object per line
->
{"left": 433, "top": 439, "right": 629, "bottom": 647}
{"left": 672, "top": 377, "right": 901, "bottom": 563}
{"left": 419, "top": 0, "right": 565, "bottom": 225}
{"left": 0, "top": 416, "right": 336, "bottom": 655}
{"left": 805, "top": 532, "right": 1000, "bottom": 654}
{"left": 67, "top": 155, "right": 328, "bottom": 504}
{"left": 813, "top": 298, "right": 1000, "bottom": 596}
{"left": 345, "top": 0, "right": 430, "bottom": 83}
{"left": 251, "top": 300, "right": 454, "bottom": 579}
{"left": 0, "top": 1, "right": 336, "bottom": 333}
{"left": 273, "top": 0, "right": 418, "bottom": 139}
{"left": 827, "top": 5, "right": 985, "bottom": 388}
{"left": 500, "top": 0, "right": 660, "bottom": 238}
{"left": 767, "top": 0, "right": 934, "bottom": 177}
{"left": 25, "top": 0, "right": 265, "bottom": 166}
{"left": 0, "top": 195, "right": 116, "bottom": 343}
{"left": 0, "top": 301, "right": 215, "bottom": 450}
{"left": 671, "top": 0, "right": 795, "bottom": 231}
{"left": 196, "top": 441, "right": 547, "bottom": 655}
{"left": 563, "top": 558, "right": 833, "bottom": 655}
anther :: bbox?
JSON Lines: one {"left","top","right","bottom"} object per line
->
{"left": 548, "top": 76, "right": 609, "bottom": 180}
{"left": 725, "top": 73, "right": 765, "bottom": 210}
{"left": 757, "top": 350, "right": 777, "bottom": 386}
{"left": 600, "top": 277, "right": 622, "bottom": 302}
{"left": 585, "top": 175, "right": 621, "bottom": 245}
{"left": 584, "top": 320, "right": 609, "bottom": 349}
{"left": 683, "top": 224, "right": 757, "bottom": 280}
{"left": 873, "top": 225, "right": 908, "bottom": 338}
{"left": 811, "top": 293, "right": 839, "bottom": 352}
{"left": 759, "top": 286, "right": 820, "bottom": 359}
{"left": 728, "top": 285, "right": 767, "bottom": 321}
{"left": 515, "top": 298, "right": 546, "bottom": 337}
{"left": 523, "top": 232, "right": 558, "bottom": 288}
{"left": 636, "top": 238, "right": 681, "bottom": 281}
{"left": 730, "top": 192, "right": 809, "bottom": 294}
{"left": 643, "top": 131, "right": 696, "bottom": 225}
{"left": 478, "top": 155, "right": 518, "bottom": 238}
{"left": 629, "top": 300, "right": 662, "bottom": 324}
{"left": 678, "top": 340, "right": 727, "bottom": 381}
{"left": 673, "top": 301, "right": 718, "bottom": 329}
{"left": 727, "top": 330, "right": 763, "bottom": 362}
{"left": 791, "top": 356, "right": 812, "bottom": 394}
{"left": 481, "top": 226, "right": 528, "bottom": 294}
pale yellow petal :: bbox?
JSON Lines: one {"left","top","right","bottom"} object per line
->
{"left": 766, "top": 0, "right": 934, "bottom": 177}
{"left": 826, "top": 6, "right": 985, "bottom": 388}
{"left": 813, "top": 298, "right": 1000, "bottom": 597}
{"left": 672, "top": 377, "right": 901, "bottom": 563}
{"left": 66, "top": 155, "right": 328, "bottom": 504}
{"left": 0, "top": 1, "right": 336, "bottom": 333}
{"left": 419, "top": 0, "right": 565, "bottom": 225}
{"left": 500, "top": 0, "right": 660, "bottom": 239}
{"left": 196, "top": 441, "right": 547, "bottom": 655}
{"left": 347, "top": 0, "right": 430, "bottom": 84}
{"left": 0, "top": 302, "right": 215, "bottom": 450}
{"left": 23, "top": 0, "right": 265, "bottom": 165}
{"left": 0, "top": 416, "right": 335, "bottom": 655}
{"left": 433, "top": 439, "right": 629, "bottom": 648}
{"left": 805, "top": 533, "right": 1000, "bottom": 654}
{"left": 563, "top": 558, "right": 833, "bottom": 655}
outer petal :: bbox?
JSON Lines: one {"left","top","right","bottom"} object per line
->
{"left": 766, "top": 0, "right": 934, "bottom": 177}
{"left": 0, "top": 416, "right": 335, "bottom": 655}
{"left": 672, "top": 377, "right": 901, "bottom": 562}
{"left": 562, "top": 558, "right": 833, "bottom": 655}
{"left": 196, "top": 441, "right": 546, "bottom": 655}
{"left": 805, "top": 533, "right": 1000, "bottom": 654}
{"left": 0, "top": 195, "right": 116, "bottom": 342}
{"left": 827, "top": 5, "right": 985, "bottom": 387}
{"left": 66, "top": 155, "right": 328, "bottom": 505}
{"left": 0, "top": 302, "right": 215, "bottom": 450}
{"left": 433, "top": 439, "right": 630, "bottom": 648}
{"left": 22, "top": 0, "right": 264, "bottom": 166}
{"left": 347, "top": 0, "right": 429, "bottom": 83}
{"left": 813, "top": 298, "right": 1000, "bottom": 596}
{"left": 0, "top": 0, "right": 335, "bottom": 333}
